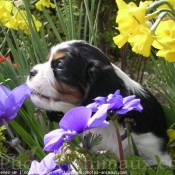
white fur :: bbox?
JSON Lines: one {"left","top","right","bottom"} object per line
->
{"left": 111, "top": 63, "right": 146, "bottom": 95}
{"left": 27, "top": 61, "right": 76, "bottom": 113}
{"left": 49, "top": 40, "right": 82, "bottom": 60}
{"left": 84, "top": 121, "right": 172, "bottom": 166}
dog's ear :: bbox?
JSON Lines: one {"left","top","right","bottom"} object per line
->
{"left": 86, "top": 63, "right": 101, "bottom": 85}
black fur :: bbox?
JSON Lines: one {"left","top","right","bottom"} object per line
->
{"left": 47, "top": 40, "right": 169, "bottom": 152}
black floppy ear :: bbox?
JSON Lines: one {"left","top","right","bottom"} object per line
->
{"left": 86, "top": 63, "right": 101, "bottom": 85}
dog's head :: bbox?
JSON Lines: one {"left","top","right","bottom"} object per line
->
{"left": 27, "top": 40, "right": 143, "bottom": 121}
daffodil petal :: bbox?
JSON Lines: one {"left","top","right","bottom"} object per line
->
{"left": 167, "top": 129, "right": 175, "bottom": 145}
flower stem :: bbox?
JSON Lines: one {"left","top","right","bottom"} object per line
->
{"left": 2, "top": 118, "right": 14, "bottom": 139}
{"left": 81, "top": 136, "right": 91, "bottom": 175}
{"left": 85, "top": 153, "right": 91, "bottom": 175}
{"left": 16, "top": 142, "right": 26, "bottom": 152}
{"left": 150, "top": 11, "right": 168, "bottom": 35}
{"left": 145, "top": 9, "right": 172, "bottom": 22}
{"left": 145, "top": 11, "right": 159, "bottom": 21}
{"left": 146, "top": 1, "right": 175, "bottom": 16}
{"left": 2, "top": 118, "right": 26, "bottom": 152}
{"left": 112, "top": 119, "right": 126, "bottom": 175}
{"left": 125, "top": 122, "right": 132, "bottom": 156}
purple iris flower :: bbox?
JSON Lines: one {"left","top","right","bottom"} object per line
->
{"left": 0, "top": 84, "right": 31, "bottom": 125}
{"left": 86, "top": 90, "right": 143, "bottom": 114}
{"left": 44, "top": 104, "right": 110, "bottom": 152}
{"left": 28, "top": 153, "right": 71, "bottom": 175}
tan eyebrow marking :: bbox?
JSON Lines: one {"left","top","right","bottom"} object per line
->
{"left": 46, "top": 51, "right": 65, "bottom": 60}
{"left": 52, "top": 52, "right": 65, "bottom": 60}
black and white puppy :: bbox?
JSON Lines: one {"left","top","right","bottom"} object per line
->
{"left": 27, "top": 40, "right": 172, "bottom": 165}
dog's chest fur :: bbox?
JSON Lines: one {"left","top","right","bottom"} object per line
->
{"left": 27, "top": 40, "right": 172, "bottom": 165}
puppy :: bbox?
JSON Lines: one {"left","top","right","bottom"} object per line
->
{"left": 27, "top": 40, "right": 172, "bottom": 166}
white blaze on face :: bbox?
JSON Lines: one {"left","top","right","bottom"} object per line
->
{"left": 27, "top": 41, "right": 85, "bottom": 113}
{"left": 27, "top": 61, "right": 76, "bottom": 113}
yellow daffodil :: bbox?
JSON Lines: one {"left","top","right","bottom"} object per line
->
{"left": 158, "top": 0, "right": 175, "bottom": 9}
{"left": 115, "top": 0, "right": 152, "bottom": 35}
{"left": 16, "top": 11, "right": 42, "bottom": 34}
{"left": 113, "top": 31, "right": 129, "bottom": 48}
{"left": 0, "top": 1, "right": 13, "bottom": 25}
{"left": 5, "top": 8, "right": 42, "bottom": 34}
{"left": 167, "top": 129, "right": 175, "bottom": 145}
{"left": 156, "top": 50, "right": 175, "bottom": 62}
{"left": 167, "top": 129, "right": 175, "bottom": 165}
{"left": 129, "top": 26, "right": 154, "bottom": 57}
{"left": 0, "top": 1, "right": 13, "bottom": 16}
{"left": 153, "top": 20, "right": 175, "bottom": 48}
{"left": 153, "top": 20, "right": 175, "bottom": 61}
{"left": 35, "top": 0, "right": 56, "bottom": 11}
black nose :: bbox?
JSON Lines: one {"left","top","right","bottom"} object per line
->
{"left": 29, "top": 69, "right": 38, "bottom": 79}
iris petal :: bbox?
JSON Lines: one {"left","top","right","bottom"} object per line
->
{"left": 0, "top": 100, "right": 5, "bottom": 117}
{"left": 0, "top": 85, "right": 10, "bottom": 105}
{"left": 0, "top": 84, "right": 31, "bottom": 122}
{"left": 0, "top": 85, "right": 10, "bottom": 115}
{"left": 5, "top": 84, "right": 31, "bottom": 117}
{"left": 44, "top": 129, "right": 76, "bottom": 151}
{"left": 38, "top": 153, "right": 56, "bottom": 173}
{"left": 94, "top": 96, "right": 107, "bottom": 103}
{"left": 28, "top": 153, "right": 71, "bottom": 175}
{"left": 113, "top": 90, "right": 121, "bottom": 96}
{"left": 123, "top": 99, "right": 141, "bottom": 109}
{"left": 116, "top": 109, "right": 129, "bottom": 114}
{"left": 28, "top": 160, "right": 40, "bottom": 174}
{"left": 107, "top": 97, "right": 123, "bottom": 109}
{"left": 10, "top": 84, "right": 31, "bottom": 106}
{"left": 86, "top": 102, "right": 98, "bottom": 112}
{"left": 116, "top": 98, "right": 143, "bottom": 114}
{"left": 87, "top": 104, "right": 110, "bottom": 129}
{"left": 5, "top": 95, "right": 16, "bottom": 117}
{"left": 59, "top": 107, "right": 92, "bottom": 133}
{"left": 123, "top": 95, "right": 136, "bottom": 104}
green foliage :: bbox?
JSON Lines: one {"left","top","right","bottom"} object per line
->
{"left": 125, "top": 156, "right": 148, "bottom": 174}
{"left": 149, "top": 53, "right": 175, "bottom": 128}
{"left": 83, "top": 131, "right": 103, "bottom": 149}
{"left": 125, "top": 156, "right": 174, "bottom": 175}
{"left": 15, "top": 147, "right": 38, "bottom": 170}
{"left": 0, "top": 0, "right": 102, "bottom": 170}
{"left": 55, "top": 142, "right": 118, "bottom": 173}
{"left": 0, "top": 0, "right": 175, "bottom": 173}
{"left": 0, "top": 126, "right": 7, "bottom": 155}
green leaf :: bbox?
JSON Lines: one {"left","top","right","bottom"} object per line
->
{"left": 154, "top": 155, "right": 174, "bottom": 175}
{"left": 41, "top": 6, "right": 63, "bottom": 42}
{"left": 130, "top": 134, "right": 140, "bottom": 157}
{"left": 9, "top": 120, "right": 46, "bottom": 160}
{"left": 125, "top": 156, "right": 148, "bottom": 174}
{"left": 162, "top": 104, "right": 175, "bottom": 128}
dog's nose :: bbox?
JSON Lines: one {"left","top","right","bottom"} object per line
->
{"left": 29, "top": 69, "right": 38, "bottom": 79}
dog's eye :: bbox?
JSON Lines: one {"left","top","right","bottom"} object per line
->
{"left": 51, "top": 59, "right": 64, "bottom": 70}
{"left": 57, "top": 61, "right": 64, "bottom": 69}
